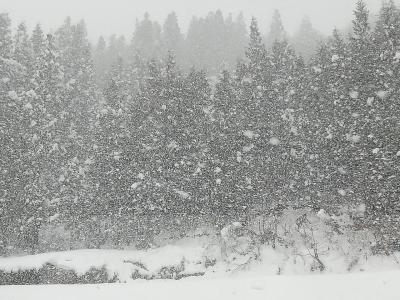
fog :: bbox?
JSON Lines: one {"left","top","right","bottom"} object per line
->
{"left": 2, "top": 0, "right": 386, "bottom": 40}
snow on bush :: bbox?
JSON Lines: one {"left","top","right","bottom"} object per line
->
{"left": 247, "top": 208, "right": 384, "bottom": 274}
{"left": 1, "top": 209, "right": 399, "bottom": 285}
{"left": 220, "top": 223, "right": 260, "bottom": 269}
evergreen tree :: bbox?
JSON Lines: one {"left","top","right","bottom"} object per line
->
{"left": 265, "top": 10, "right": 287, "bottom": 49}
{"left": 185, "top": 11, "right": 246, "bottom": 74}
{"left": 0, "top": 13, "right": 12, "bottom": 58}
{"left": 162, "top": 12, "right": 183, "bottom": 60}
{"left": 89, "top": 56, "right": 132, "bottom": 247}
{"left": 93, "top": 36, "right": 108, "bottom": 87}
{"left": 131, "top": 13, "right": 162, "bottom": 60}
{"left": 0, "top": 19, "right": 27, "bottom": 252}
{"left": 211, "top": 70, "right": 247, "bottom": 224}
{"left": 31, "top": 24, "right": 45, "bottom": 59}
{"left": 55, "top": 20, "right": 98, "bottom": 246}
{"left": 13, "top": 23, "right": 32, "bottom": 70}
{"left": 367, "top": 0, "right": 400, "bottom": 251}
{"left": 292, "top": 17, "right": 324, "bottom": 61}
{"left": 346, "top": 1, "right": 377, "bottom": 224}
{"left": 15, "top": 34, "right": 66, "bottom": 253}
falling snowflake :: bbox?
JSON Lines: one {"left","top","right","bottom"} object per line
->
{"left": 243, "top": 130, "right": 259, "bottom": 139}
{"left": 174, "top": 189, "right": 190, "bottom": 199}
{"left": 243, "top": 144, "right": 254, "bottom": 152}
{"left": 8, "top": 91, "right": 19, "bottom": 100}
{"left": 313, "top": 66, "right": 322, "bottom": 73}
{"left": 349, "top": 91, "right": 359, "bottom": 99}
{"left": 376, "top": 90, "right": 389, "bottom": 99}
{"left": 131, "top": 182, "right": 141, "bottom": 190}
{"left": 269, "top": 137, "right": 280, "bottom": 146}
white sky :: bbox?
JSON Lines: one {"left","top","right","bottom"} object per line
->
{"left": 0, "top": 0, "right": 389, "bottom": 41}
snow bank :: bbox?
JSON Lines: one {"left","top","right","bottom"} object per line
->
{"left": 1, "top": 210, "right": 400, "bottom": 283}
{"left": 0, "top": 245, "right": 205, "bottom": 282}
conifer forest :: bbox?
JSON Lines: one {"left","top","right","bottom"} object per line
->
{"left": 1, "top": 0, "right": 400, "bottom": 265}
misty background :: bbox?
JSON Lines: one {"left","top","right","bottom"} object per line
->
{"left": 3, "top": 0, "right": 386, "bottom": 39}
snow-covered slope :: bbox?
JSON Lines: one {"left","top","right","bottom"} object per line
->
{"left": 1, "top": 238, "right": 399, "bottom": 280}
{"left": 1, "top": 270, "right": 400, "bottom": 300}
{"left": 1, "top": 239, "right": 400, "bottom": 299}
{"left": 0, "top": 245, "right": 206, "bottom": 282}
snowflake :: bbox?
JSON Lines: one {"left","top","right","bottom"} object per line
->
{"left": 236, "top": 152, "right": 242, "bottom": 163}
{"left": 113, "top": 151, "right": 122, "bottom": 160}
{"left": 214, "top": 167, "right": 222, "bottom": 173}
{"left": 243, "top": 144, "right": 254, "bottom": 152}
{"left": 26, "top": 90, "right": 37, "bottom": 98}
{"left": 269, "top": 137, "right": 280, "bottom": 146}
{"left": 347, "top": 134, "right": 361, "bottom": 143}
{"left": 131, "top": 182, "right": 141, "bottom": 190}
{"left": 49, "top": 213, "right": 60, "bottom": 222}
{"left": 243, "top": 130, "right": 259, "bottom": 139}
{"left": 331, "top": 54, "right": 340, "bottom": 62}
{"left": 376, "top": 90, "right": 389, "bottom": 99}
{"left": 167, "top": 141, "right": 179, "bottom": 149}
{"left": 349, "top": 91, "right": 359, "bottom": 99}
{"left": 174, "top": 189, "right": 190, "bottom": 199}
{"left": 313, "top": 66, "right": 322, "bottom": 73}
{"left": 8, "top": 91, "right": 19, "bottom": 101}
{"left": 24, "top": 102, "right": 33, "bottom": 110}
{"left": 394, "top": 52, "right": 400, "bottom": 62}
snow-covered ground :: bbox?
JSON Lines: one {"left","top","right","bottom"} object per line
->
{"left": 0, "top": 246, "right": 206, "bottom": 282}
{"left": 1, "top": 241, "right": 399, "bottom": 280}
{"left": 1, "top": 230, "right": 400, "bottom": 299}
{"left": 1, "top": 270, "right": 400, "bottom": 300}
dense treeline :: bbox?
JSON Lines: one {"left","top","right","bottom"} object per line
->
{"left": 93, "top": 10, "right": 323, "bottom": 86}
{"left": 0, "top": 1, "right": 399, "bottom": 254}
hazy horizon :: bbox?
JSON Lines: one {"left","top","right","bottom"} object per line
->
{"left": 1, "top": 0, "right": 388, "bottom": 42}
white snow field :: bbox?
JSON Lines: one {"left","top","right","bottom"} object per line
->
{"left": 0, "top": 246, "right": 207, "bottom": 281}
{"left": 1, "top": 241, "right": 400, "bottom": 300}
{"left": 1, "top": 270, "right": 400, "bottom": 300}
